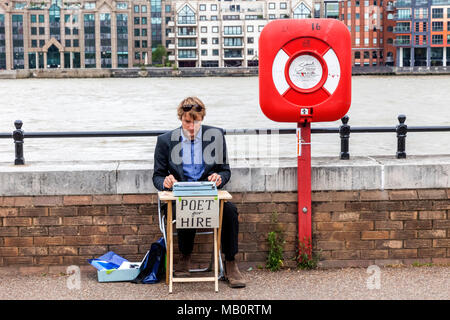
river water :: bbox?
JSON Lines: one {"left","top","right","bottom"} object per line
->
{"left": 0, "top": 75, "right": 449, "bottom": 163}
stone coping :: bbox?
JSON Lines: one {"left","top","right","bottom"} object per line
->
{"left": 0, "top": 155, "right": 449, "bottom": 196}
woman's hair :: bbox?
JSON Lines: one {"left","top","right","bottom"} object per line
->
{"left": 177, "top": 96, "right": 206, "bottom": 120}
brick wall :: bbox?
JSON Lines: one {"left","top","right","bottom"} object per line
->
{"left": 0, "top": 189, "right": 449, "bottom": 273}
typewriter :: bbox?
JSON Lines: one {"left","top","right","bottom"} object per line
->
{"left": 172, "top": 181, "right": 218, "bottom": 197}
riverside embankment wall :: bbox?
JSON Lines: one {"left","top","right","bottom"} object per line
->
{"left": 1, "top": 66, "right": 450, "bottom": 79}
{"left": 0, "top": 155, "right": 449, "bottom": 274}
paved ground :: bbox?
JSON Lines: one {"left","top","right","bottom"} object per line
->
{"left": 0, "top": 266, "right": 449, "bottom": 300}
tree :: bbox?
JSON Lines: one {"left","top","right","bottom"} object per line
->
{"left": 152, "top": 44, "right": 167, "bottom": 65}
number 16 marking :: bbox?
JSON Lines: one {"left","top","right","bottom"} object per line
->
{"left": 312, "top": 23, "right": 320, "bottom": 31}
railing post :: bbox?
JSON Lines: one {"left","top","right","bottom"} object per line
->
{"left": 339, "top": 115, "right": 350, "bottom": 160}
{"left": 396, "top": 114, "right": 407, "bottom": 159}
{"left": 13, "top": 120, "right": 25, "bottom": 165}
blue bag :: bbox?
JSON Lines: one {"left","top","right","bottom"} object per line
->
{"left": 132, "top": 237, "right": 166, "bottom": 284}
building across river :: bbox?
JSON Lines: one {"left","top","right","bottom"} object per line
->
{"left": 0, "top": 0, "right": 449, "bottom": 70}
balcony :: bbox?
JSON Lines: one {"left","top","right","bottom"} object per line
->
{"left": 223, "top": 43, "right": 244, "bottom": 49}
{"left": 394, "top": 39, "right": 411, "bottom": 45}
{"left": 393, "top": 26, "right": 411, "bottom": 33}
{"left": 168, "top": 55, "right": 175, "bottom": 61}
{"left": 223, "top": 32, "right": 243, "bottom": 37}
{"left": 177, "top": 32, "right": 197, "bottom": 38}
{"left": 394, "top": 0, "right": 412, "bottom": 7}
{"left": 168, "top": 44, "right": 175, "bottom": 50}
{"left": 223, "top": 49, "right": 243, "bottom": 59}
{"left": 167, "top": 21, "right": 174, "bottom": 27}
{"left": 393, "top": 14, "right": 412, "bottom": 20}
{"left": 386, "top": 4, "right": 395, "bottom": 11}
{"left": 177, "top": 55, "right": 197, "bottom": 60}
{"left": 176, "top": 19, "right": 197, "bottom": 27}
{"left": 168, "top": 33, "right": 175, "bottom": 38}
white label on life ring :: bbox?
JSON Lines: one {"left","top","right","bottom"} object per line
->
{"left": 272, "top": 49, "right": 290, "bottom": 95}
{"left": 323, "top": 48, "right": 340, "bottom": 95}
{"left": 288, "top": 54, "right": 323, "bottom": 90}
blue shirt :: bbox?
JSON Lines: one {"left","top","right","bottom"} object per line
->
{"left": 181, "top": 126, "right": 205, "bottom": 181}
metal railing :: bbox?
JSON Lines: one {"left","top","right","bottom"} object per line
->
{"left": 1, "top": 115, "right": 450, "bottom": 165}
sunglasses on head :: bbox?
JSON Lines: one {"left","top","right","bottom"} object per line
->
{"left": 182, "top": 104, "right": 203, "bottom": 112}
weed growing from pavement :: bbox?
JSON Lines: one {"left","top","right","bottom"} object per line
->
{"left": 295, "top": 237, "right": 321, "bottom": 270}
{"left": 266, "top": 211, "right": 285, "bottom": 272}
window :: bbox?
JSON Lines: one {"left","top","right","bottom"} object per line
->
{"left": 142, "top": 40, "right": 147, "bottom": 48}
{"left": 199, "top": 4, "right": 206, "bottom": 11}
{"left": 201, "top": 49, "right": 207, "bottom": 56}
{"left": 247, "top": 37, "right": 254, "bottom": 44}
{"left": 355, "top": 38, "right": 360, "bottom": 45}
{"left": 211, "top": 16, "right": 218, "bottom": 21}
{"left": 258, "top": 25, "right": 264, "bottom": 32}
{"left": 280, "top": 2, "right": 287, "bottom": 9}
{"left": 224, "top": 37, "right": 242, "bottom": 46}
{"left": 85, "top": 2, "right": 96, "bottom": 10}
{"left": 448, "top": 21, "right": 450, "bottom": 31}
{"left": 293, "top": 3, "right": 311, "bottom": 19}
{"left": 178, "top": 5, "right": 196, "bottom": 24}
{"left": 432, "top": 34, "right": 443, "bottom": 45}
{"left": 201, "top": 26, "right": 207, "bottom": 33}
{"left": 31, "top": 40, "right": 37, "bottom": 48}
{"left": 178, "top": 49, "right": 196, "bottom": 58}
{"left": 355, "top": 52, "right": 361, "bottom": 59}
{"left": 31, "top": 15, "right": 37, "bottom": 23}
{"left": 65, "top": 39, "right": 71, "bottom": 47}
{"left": 31, "top": 27, "right": 37, "bottom": 35}
{"left": 142, "top": 29, "right": 147, "bottom": 36}
{"left": 364, "top": 51, "right": 369, "bottom": 59}
{"left": 364, "top": 38, "right": 369, "bottom": 45}
{"left": 432, "top": 8, "right": 443, "bottom": 19}
{"left": 432, "top": 21, "right": 443, "bottom": 31}
{"left": 200, "top": 16, "right": 206, "bottom": 21}
{"left": 134, "top": 17, "right": 140, "bottom": 25}
{"left": 39, "top": 27, "right": 45, "bottom": 35}
{"left": 211, "top": 4, "right": 217, "bottom": 11}
{"left": 134, "top": 5, "right": 139, "bottom": 13}
{"left": 73, "top": 39, "right": 79, "bottom": 47}
{"left": 39, "top": 15, "right": 44, "bottom": 23}
{"left": 397, "top": 9, "right": 411, "bottom": 19}
{"left": 135, "top": 40, "right": 140, "bottom": 48}
{"left": 269, "top": 14, "right": 276, "bottom": 19}
{"left": 224, "top": 26, "right": 242, "bottom": 35}
{"left": 248, "top": 48, "right": 254, "bottom": 55}
{"left": 141, "top": 5, "right": 147, "bottom": 13}
{"left": 142, "top": 17, "right": 147, "bottom": 25}
{"left": 212, "top": 37, "right": 219, "bottom": 44}
{"left": 201, "top": 38, "right": 207, "bottom": 44}
{"left": 247, "top": 25, "right": 254, "bottom": 32}
{"left": 212, "top": 49, "right": 219, "bottom": 56}
{"left": 178, "top": 38, "right": 196, "bottom": 47}
{"left": 117, "top": 2, "right": 128, "bottom": 9}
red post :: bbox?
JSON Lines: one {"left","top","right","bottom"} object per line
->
{"left": 297, "top": 121, "right": 312, "bottom": 243}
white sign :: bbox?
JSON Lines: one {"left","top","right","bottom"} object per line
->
{"left": 288, "top": 54, "right": 323, "bottom": 90}
{"left": 176, "top": 196, "right": 219, "bottom": 229}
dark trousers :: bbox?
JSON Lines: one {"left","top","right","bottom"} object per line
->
{"left": 163, "top": 201, "right": 239, "bottom": 261}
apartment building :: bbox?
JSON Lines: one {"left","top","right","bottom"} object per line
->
{"left": 0, "top": 0, "right": 170, "bottom": 69}
{"left": 165, "top": 0, "right": 341, "bottom": 68}
{"left": 391, "top": 0, "right": 450, "bottom": 67}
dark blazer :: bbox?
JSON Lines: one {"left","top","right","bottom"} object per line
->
{"left": 152, "top": 125, "right": 231, "bottom": 191}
